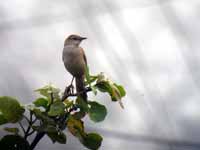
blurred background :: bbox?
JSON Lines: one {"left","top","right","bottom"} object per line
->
{"left": 1, "top": 0, "right": 200, "bottom": 149}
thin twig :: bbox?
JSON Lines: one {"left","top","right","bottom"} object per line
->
{"left": 27, "top": 130, "right": 36, "bottom": 136}
{"left": 23, "top": 114, "right": 30, "bottom": 123}
{"left": 24, "top": 111, "right": 34, "bottom": 139}
{"left": 29, "top": 111, "right": 33, "bottom": 125}
{"left": 32, "top": 117, "right": 38, "bottom": 124}
{"left": 18, "top": 121, "right": 26, "bottom": 135}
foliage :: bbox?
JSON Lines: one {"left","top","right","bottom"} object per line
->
{"left": 0, "top": 71, "right": 126, "bottom": 150}
{"left": 0, "top": 96, "right": 25, "bottom": 124}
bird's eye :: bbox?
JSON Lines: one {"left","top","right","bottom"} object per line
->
{"left": 70, "top": 36, "right": 78, "bottom": 40}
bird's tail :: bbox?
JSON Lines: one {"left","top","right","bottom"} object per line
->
{"left": 76, "top": 76, "right": 87, "bottom": 101}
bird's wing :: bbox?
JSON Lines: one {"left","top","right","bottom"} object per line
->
{"left": 80, "top": 47, "right": 87, "bottom": 65}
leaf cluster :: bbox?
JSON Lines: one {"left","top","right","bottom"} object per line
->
{"left": 0, "top": 71, "right": 126, "bottom": 150}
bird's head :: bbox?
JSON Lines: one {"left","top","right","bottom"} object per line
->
{"left": 64, "top": 34, "right": 87, "bottom": 46}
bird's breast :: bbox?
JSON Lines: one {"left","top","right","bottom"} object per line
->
{"left": 63, "top": 46, "right": 86, "bottom": 77}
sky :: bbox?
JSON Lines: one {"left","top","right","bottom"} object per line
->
{"left": 0, "top": 0, "right": 200, "bottom": 149}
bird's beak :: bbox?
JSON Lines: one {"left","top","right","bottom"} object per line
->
{"left": 80, "top": 37, "right": 87, "bottom": 40}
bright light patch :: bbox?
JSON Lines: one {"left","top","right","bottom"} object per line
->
{"left": 97, "top": 14, "right": 131, "bottom": 59}
{"left": 143, "top": 28, "right": 180, "bottom": 62}
{"left": 128, "top": 72, "right": 145, "bottom": 93}
{"left": 141, "top": 28, "right": 189, "bottom": 95}
{"left": 172, "top": 0, "right": 198, "bottom": 18}
{"left": 121, "top": 8, "right": 150, "bottom": 32}
{"left": 121, "top": 6, "right": 167, "bottom": 43}
{"left": 95, "top": 48, "right": 118, "bottom": 79}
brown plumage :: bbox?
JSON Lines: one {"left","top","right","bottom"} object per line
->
{"left": 62, "top": 34, "right": 87, "bottom": 101}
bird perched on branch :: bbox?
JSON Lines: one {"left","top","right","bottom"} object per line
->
{"left": 62, "top": 34, "right": 88, "bottom": 101}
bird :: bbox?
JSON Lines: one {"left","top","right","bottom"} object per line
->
{"left": 62, "top": 34, "right": 88, "bottom": 101}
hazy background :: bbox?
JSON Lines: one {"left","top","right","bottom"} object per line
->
{"left": 1, "top": 0, "right": 200, "bottom": 149}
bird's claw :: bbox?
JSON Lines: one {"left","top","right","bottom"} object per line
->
{"left": 63, "top": 84, "right": 74, "bottom": 98}
{"left": 69, "top": 84, "right": 74, "bottom": 94}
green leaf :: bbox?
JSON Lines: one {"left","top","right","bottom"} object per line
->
{"left": 81, "top": 133, "right": 103, "bottom": 150}
{"left": 114, "top": 84, "right": 126, "bottom": 97}
{"left": 33, "top": 98, "right": 48, "bottom": 109}
{"left": 47, "top": 131, "right": 67, "bottom": 144}
{"left": 32, "top": 108, "right": 44, "bottom": 118}
{"left": 67, "top": 116, "right": 102, "bottom": 149}
{"left": 48, "top": 101, "right": 65, "bottom": 116}
{"left": 32, "top": 109, "right": 55, "bottom": 125}
{"left": 88, "top": 75, "right": 98, "bottom": 84}
{"left": 63, "top": 99, "right": 73, "bottom": 108}
{"left": 110, "top": 83, "right": 121, "bottom": 101}
{"left": 67, "top": 116, "right": 85, "bottom": 138}
{"left": 91, "top": 86, "right": 98, "bottom": 95}
{"left": 45, "top": 125, "right": 58, "bottom": 133}
{"left": 4, "top": 127, "right": 19, "bottom": 134}
{"left": 85, "top": 66, "right": 91, "bottom": 85}
{"left": 35, "top": 84, "right": 61, "bottom": 101}
{"left": 45, "top": 125, "right": 67, "bottom": 144}
{"left": 0, "top": 135, "right": 31, "bottom": 150}
{"left": 88, "top": 101, "right": 107, "bottom": 122}
{"left": 35, "top": 85, "right": 51, "bottom": 98}
{"left": 85, "top": 66, "right": 98, "bottom": 95}
{"left": 72, "top": 108, "right": 86, "bottom": 120}
{"left": 76, "top": 97, "right": 89, "bottom": 112}
{"left": 95, "top": 81, "right": 112, "bottom": 94}
{"left": 0, "top": 113, "right": 7, "bottom": 125}
{"left": 33, "top": 125, "right": 54, "bottom": 133}
{"left": 0, "top": 96, "right": 25, "bottom": 123}
{"left": 32, "top": 124, "right": 67, "bottom": 144}
{"left": 96, "top": 81, "right": 125, "bottom": 102}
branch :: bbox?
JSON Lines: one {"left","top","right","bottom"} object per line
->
{"left": 57, "top": 85, "right": 92, "bottom": 129}
{"left": 61, "top": 87, "right": 92, "bottom": 101}
{"left": 30, "top": 132, "right": 45, "bottom": 150}
{"left": 26, "top": 129, "right": 36, "bottom": 137}
{"left": 23, "top": 114, "right": 30, "bottom": 123}
{"left": 57, "top": 104, "right": 79, "bottom": 130}
{"left": 18, "top": 121, "right": 26, "bottom": 136}
{"left": 24, "top": 111, "right": 33, "bottom": 139}
{"left": 32, "top": 118, "right": 38, "bottom": 124}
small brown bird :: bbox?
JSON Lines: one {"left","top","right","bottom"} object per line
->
{"left": 62, "top": 34, "right": 87, "bottom": 100}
